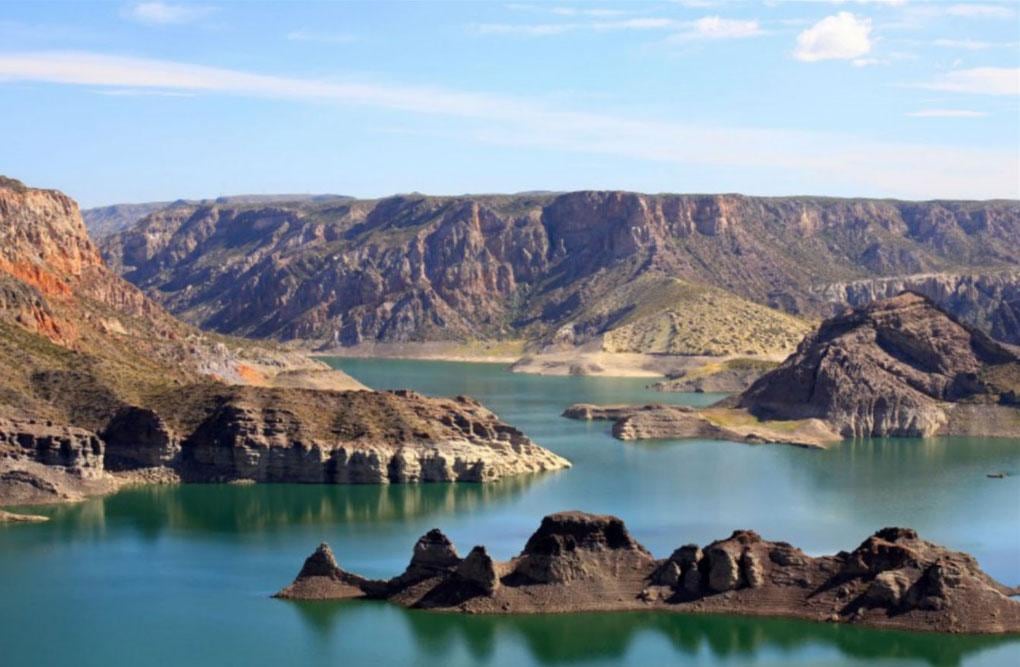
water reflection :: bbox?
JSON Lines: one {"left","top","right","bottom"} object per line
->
{"left": 33, "top": 474, "right": 544, "bottom": 538}
{"left": 290, "top": 601, "right": 1020, "bottom": 667}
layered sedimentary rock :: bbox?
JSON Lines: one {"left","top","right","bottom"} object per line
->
{"left": 818, "top": 270, "right": 1020, "bottom": 345}
{"left": 562, "top": 404, "right": 837, "bottom": 448}
{"left": 99, "top": 192, "right": 1019, "bottom": 350}
{"left": 277, "top": 511, "right": 1020, "bottom": 634}
{"left": 0, "top": 176, "right": 568, "bottom": 505}
{"left": 0, "top": 417, "right": 105, "bottom": 476}
{"left": 738, "top": 293, "right": 1020, "bottom": 438}
{"left": 179, "top": 387, "right": 568, "bottom": 484}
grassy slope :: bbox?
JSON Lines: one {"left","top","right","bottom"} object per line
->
{"left": 588, "top": 276, "right": 813, "bottom": 356}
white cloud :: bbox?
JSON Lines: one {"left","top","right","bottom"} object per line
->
{"left": 919, "top": 67, "right": 1020, "bottom": 96}
{"left": 549, "top": 6, "right": 628, "bottom": 18}
{"left": 125, "top": 2, "right": 215, "bottom": 25}
{"left": 905, "top": 109, "right": 989, "bottom": 118}
{"left": 945, "top": 4, "right": 1015, "bottom": 19}
{"left": 474, "top": 17, "right": 680, "bottom": 36}
{"left": 852, "top": 57, "right": 887, "bottom": 66}
{"left": 286, "top": 30, "right": 358, "bottom": 44}
{"left": 477, "top": 15, "right": 761, "bottom": 41}
{"left": 473, "top": 22, "right": 576, "bottom": 36}
{"left": 688, "top": 16, "right": 762, "bottom": 40}
{"left": 933, "top": 38, "right": 1019, "bottom": 50}
{"left": 794, "top": 12, "right": 872, "bottom": 62}
{"left": 0, "top": 50, "right": 1015, "bottom": 198}
{"left": 504, "top": 4, "right": 627, "bottom": 17}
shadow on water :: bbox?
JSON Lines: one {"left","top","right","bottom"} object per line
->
{"left": 29, "top": 474, "right": 544, "bottom": 539}
{"left": 288, "top": 600, "right": 1020, "bottom": 667}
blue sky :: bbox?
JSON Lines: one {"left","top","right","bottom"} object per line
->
{"left": 0, "top": 1, "right": 1017, "bottom": 207}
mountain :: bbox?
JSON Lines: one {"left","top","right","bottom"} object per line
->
{"left": 82, "top": 201, "right": 173, "bottom": 239}
{"left": 738, "top": 293, "right": 1020, "bottom": 438}
{"left": 0, "top": 176, "right": 567, "bottom": 506}
{"left": 277, "top": 511, "right": 1020, "bottom": 634}
{"left": 817, "top": 269, "right": 1020, "bottom": 345}
{"left": 83, "top": 194, "right": 347, "bottom": 239}
{"left": 98, "top": 191, "right": 1020, "bottom": 353}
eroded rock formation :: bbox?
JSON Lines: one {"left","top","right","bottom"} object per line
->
{"left": 738, "top": 293, "right": 1020, "bottom": 437}
{"left": 98, "top": 192, "right": 1020, "bottom": 349}
{"left": 276, "top": 511, "right": 1020, "bottom": 634}
{"left": 0, "top": 176, "right": 568, "bottom": 506}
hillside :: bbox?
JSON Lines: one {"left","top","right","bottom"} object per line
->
{"left": 1, "top": 176, "right": 567, "bottom": 505}
{"left": 83, "top": 194, "right": 347, "bottom": 238}
{"left": 592, "top": 276, "right": 810, "bottom": 356}
{"left": 99, "top": 191, "right": 1020, "bottom": 353}
{"left": 738, "top": 293, "right": 1020, "bottom": 438}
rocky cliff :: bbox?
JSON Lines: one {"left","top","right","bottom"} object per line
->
{"left": 276, "top": 511, "right": 1020, "bottom": 634}
{"left": 818, "top": 270, "right": 1020, "bottom": 345}
{"left": 98, "top": 191, "right": 1018, "bottom": 350}
{"left": 738, "top": 293, "right": 1020, "bottom": 438}
{"left": 0, "top": 176, "right": 567, "bottom": 504}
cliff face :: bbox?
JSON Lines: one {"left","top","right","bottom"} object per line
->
{"left": 100, "top": 191, "right": 1019, "bottom": 347}
{"left": 738, "top": 293, "right": 1020, "bottom": 437}
{"left": 1, "top": 177, "right": 567, "bottom": 503}
{"left": 276, "top": 511, "right": 1020, "bottom": 634}
{"left": 0, "top": 176, "right": 360, "bottom": 430}
{"left": 818, "top": 270, "right": 1020, "bottom": 345}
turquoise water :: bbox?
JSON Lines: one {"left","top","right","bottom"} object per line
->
{"left": 1, "top": 358, "right": 1018, "bottom": 666}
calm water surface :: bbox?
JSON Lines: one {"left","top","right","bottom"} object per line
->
{"left": 1, "top": 358, "right": 1018, "bottom": 666}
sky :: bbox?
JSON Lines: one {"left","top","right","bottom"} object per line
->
{"left": 0, "top": 1, "right": 1018, "bottom": 207}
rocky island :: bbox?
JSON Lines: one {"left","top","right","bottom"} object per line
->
{"left": 277, "top": 511, "right": 1020, "bottom": 635}
{"left": 565, "top": 293, "right": 1020, "bottom": 446}
{"left": 0, "top": 176, "right": 568, "bottom": 510}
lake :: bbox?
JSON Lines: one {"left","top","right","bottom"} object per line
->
{"left": 1, "top": 358, "right": 1018, "bottom": 666}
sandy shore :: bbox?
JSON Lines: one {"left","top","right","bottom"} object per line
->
{"left": 311, "top": 341, "right": 523, "bottom": 364}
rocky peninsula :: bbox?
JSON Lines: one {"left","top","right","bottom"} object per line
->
{"left": 565, "top": 293, "right": 1020, "bottom": 445}
{"left": 277, "top": 511, "right": 1020, "bottom": 635}
{"left": 0, "top": 176, "right": 568, "bottom": 509}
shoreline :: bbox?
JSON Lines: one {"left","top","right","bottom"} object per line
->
{"left": 309, "top": 342, "right": 785, "bottom": 380}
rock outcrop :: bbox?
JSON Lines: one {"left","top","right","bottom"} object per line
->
{"left": 738, "top": 293, "right": 1020, "bottom": 438}
{"left": 0, "top": 176, "right": 569, "bottom": 505}
{"left": 276, "top": 511, "right": 1020, "bottom": 634}
{"left": 99, "top": 192, "right": 1020, "bottom": 350}
{"left": 562, "top": 404, "right": 838, "bottom": 448}
{"left": 651, "top": 358, "right": 779, "bottom": 394}
{"left": 0, "top": 417, "right": 105, "bottom": 477}
{"left": 178, "top": 387, "right": 568, "bottom": 484}
{"left": 818, "top": 270, "right": 1020, "bottom": 345}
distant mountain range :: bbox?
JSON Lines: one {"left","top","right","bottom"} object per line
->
{"left": 90, "top": 191, "right": 1020, "bottom": 351}
{"left": 83, "top": 194, "right": 347, "bottom": 239}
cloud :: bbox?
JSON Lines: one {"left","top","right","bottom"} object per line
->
{"left": 945, "top": 4, "right": 1015, "bottom": 19}
{"left": 852, "top": 57, "right": 887, "bottom": 67}
{"left": 919, "top": 67, "right": 1020, "bottom": 96}
{"left": 473, "top": 23, "right": 576, "bottom": 36}
{"left": 830, "top": 1, "right": 906, "bottom": 4}
{"left": 686, "top": 16, "right": 762, "bottom": 40}
{"left": 92, "top": 88, "right": 196, "bottom": 97}
{"left": 504, "top": 4, "right": 628, "bottom": 17}
{"left": 795, "top": 12, "right": 872, "bottom": 62}
{"left": 0, "top": 50, "right": 1015, "bottom": 198}
{"left": 476, "top": 15, "right": 761, "bottom": 41}
{"left": 125, "top": 2, "right": 215, "bottom": 25}
{"left": 286, "top": 30, "right": 358, "bottom": 44}
{"left": 905, "top": 109, "right": 989, "bottom": 118}
{"left": 933, "top": 39, "right": 991, "bottom": 50}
